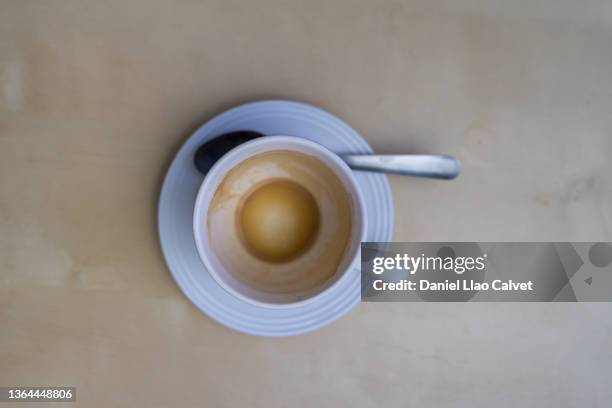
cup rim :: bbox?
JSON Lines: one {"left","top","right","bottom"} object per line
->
{"left": 193, "top": 135, "right": 367, "bottom": 309}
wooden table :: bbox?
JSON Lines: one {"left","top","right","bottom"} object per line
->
{"left": 1, "top": 1, "right": 611, "bottom": 406}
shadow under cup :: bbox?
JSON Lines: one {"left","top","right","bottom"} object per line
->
{"left": 193, "top": 136, "right": 366, "bottom": 308}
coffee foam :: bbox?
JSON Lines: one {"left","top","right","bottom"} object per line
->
{"left": 207, "top": 150, "right": 353, "bottom": 297}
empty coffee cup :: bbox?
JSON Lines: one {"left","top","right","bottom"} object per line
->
{"left": 193, "top": 136, "right": 367, "bottom": 308}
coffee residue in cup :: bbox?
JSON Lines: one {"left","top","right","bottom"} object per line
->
{"left": 237, "top": 178, "right": 320, "bottom": 263}
{"left": 207, "top": 150, "right": 353, "bottom": 297}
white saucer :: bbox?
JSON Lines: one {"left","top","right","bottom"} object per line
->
{"left": 158, "top": 100, "right": 394, "bottom": 336}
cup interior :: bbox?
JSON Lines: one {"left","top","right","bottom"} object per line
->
{"left": 193, "top": 136, "right": 366, "bottom": 308}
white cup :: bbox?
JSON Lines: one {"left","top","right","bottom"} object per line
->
{"left": 193, "top": 136, "right": 367, "bottom": 308}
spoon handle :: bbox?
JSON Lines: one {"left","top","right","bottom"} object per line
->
{"left": 341, "top": 154, "right": 461, "bottom": 180}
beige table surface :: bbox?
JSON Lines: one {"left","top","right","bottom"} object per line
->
{"left": 1, "top": 1, "right": 612, "bottom": 407}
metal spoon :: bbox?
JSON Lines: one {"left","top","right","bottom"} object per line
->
{"left": 194, "top": 131, "right": 460, "bottom": 180}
